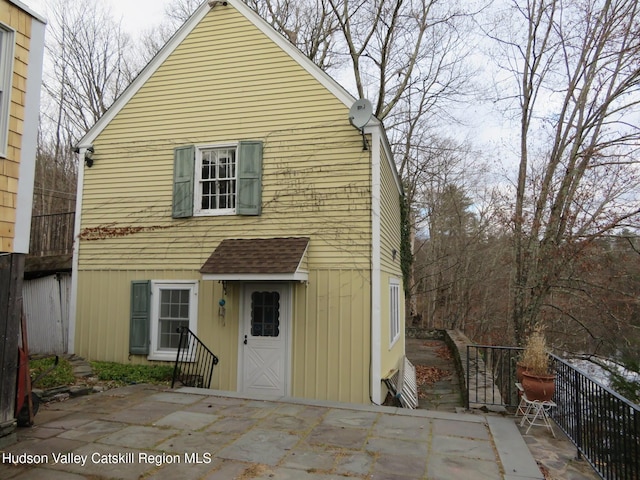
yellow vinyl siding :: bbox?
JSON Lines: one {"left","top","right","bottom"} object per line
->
{"left": 379, "top": 140, "right": 405, "bottom": 379}
{"left": 79, "top": 6, "right": 371, "bottom": 271}
{"left": 75, "top": 268, "right": 370, "bottom": 403}
{"left": 74, "top": 270, "right": 239, "bottom": 391}
{"left": 291, "top": 269, "right": 370, "bottom": 403}
{"left": 380, "top": 142, "right": 402, "bottom": 276}
{"left": 0, "top": 0, "right": 30, "bottom": 252}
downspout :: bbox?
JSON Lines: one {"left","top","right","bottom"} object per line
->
{"left": 67, "top": 146, "right": 89, "bottom": 354}
{"left": 368, "top": 125, "right": 382, "bottom": 405}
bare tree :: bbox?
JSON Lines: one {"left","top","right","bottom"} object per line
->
{"left": 41, "top": 0, "right": 137, "bottom": 145}
{"left": 137, "top": 0, "right": 202, "bottom": 64}
{"left": 245, "top": 0, "right": 342, "bottom": 70}
{"left": 35, "top": 0, "right": 138, "bottom": 219}
{"left": 489, "top": 0, "right": 640, "bottom": 344}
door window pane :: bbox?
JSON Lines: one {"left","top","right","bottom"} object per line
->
{"left": 251, "top": 291, "right": 280, "bottom": 337}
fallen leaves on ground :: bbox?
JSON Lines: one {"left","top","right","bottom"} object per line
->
{"left": 415, "top": 365, "right": 450, "bottom": 399}
{"left": 435, "top": 346, "right": 453, "bottom": 360}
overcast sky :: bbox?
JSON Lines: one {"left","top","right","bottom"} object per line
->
{"left": 24, "top": 0, "right": 170, "bottom": 35}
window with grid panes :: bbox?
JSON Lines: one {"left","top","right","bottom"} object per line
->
{"left": 197, "top": 146, "right": 236, "bottom": 214}
{"left": 148, "top": 281, "right": 198, "bottom": 361}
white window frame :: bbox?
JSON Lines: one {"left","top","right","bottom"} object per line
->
{"left": 194, "top": 143, "right": 238, "bottom": 216}
{"left": 389, "top": 278, "right": 401, "bottom": 348}
{"left": 148, "top": 280, "right": 198, "bottom": 361}
{"left": 0, "top": 24, "right": 15, "bottom": 158}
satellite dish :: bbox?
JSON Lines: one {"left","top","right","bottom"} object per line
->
{"left": 349, "top": 99, "right": 373, "bottom": 129}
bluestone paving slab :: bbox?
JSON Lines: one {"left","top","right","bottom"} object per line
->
{"left": 487, "top": 415, "right": 544, "bottom": 479}
{"left": 1, "top": 385, "right": 548, "bottom": 479}
{"left": 57, "top": 420, "right": 125, "bottom": 442}
{"left": 147, "top": 392, "right": 202, "bottom": 405}
{"left": 204, "top": 416, "right": 259, "bottom": 434}
{"left": 321, "top": 408, "right": 378, "bottom": 428}
{"left": 18, "top": 426, "right": 65, "bottom": 440}
{"left": 307, "top": 424, "right": 370, "bottom": 449}
{"left": 216, "top": 428, "right": 299, "bottom": 465}
{"left": 366, "top": 437, "right": 429, "bottom": 457}
{"left": 282, "top": 449, "right": 337, "bottom": 470}
{"left": 251, "top": 466, "right": 356, "bottom": 479}
{"left": 431, "top": 435, "right": 497, "bottom": 460}
{"left": 335, "top": 451, "right": 375, "bottom": 476}
{"left": 9, "top": 467, "right": 88, "bottom": 480}
{"left": 144, "top": 456, "right": 220, "bottom": 479}
{"left": 432, "top": 417, "right": 491, "bottom": 439}
{"left": 103, "top": 401, "right": 180, "bottom": 425}
{"left": 275, "top": 403, "right": 325, "bottom": 419}
{"left": 153, "top": 411, "right": 218, "bottom": 430}
{"left": 98, "top": 425, "right": 178, "bottom": 449}
{"left": 260, "top": 412, "right": 319, "bottom": 432}
{"left": 155, "top": 430, "right": 231, "bottom": 454}
{"left": 4, "top": 436, "right": 85, "bottom": 457}
{"left": 374, "top": 452, "right": 428, "bottom": 478}
{"left": 427, "top": 453, "right": 503, "bottom": 479}
{"left": 218, "top": 403, "right": 279, "bottom": 418}
{"left": 36, "top": 412, "right": 101, "bottom": 431}
{"left": 202, "top": 459, "right": 254, "bottom": 479}
{"left": 47, "top": 444, "right": 154, "bottom": 479}
{"left": 372, "top": 414, "right": 431, "bottom": 440}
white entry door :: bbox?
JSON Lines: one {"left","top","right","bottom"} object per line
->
{"left": 239, "top": 283, "right": 290, "bottom": 396}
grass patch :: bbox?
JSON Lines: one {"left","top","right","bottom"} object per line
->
{"left": 29, "top": 356, "right": 75, "bottom": 389}
{"left": 90, "top": 361, "right": 174, "bottom": 386}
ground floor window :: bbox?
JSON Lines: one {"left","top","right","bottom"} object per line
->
{"left": 149, "top": 281, "right": 198, "bottom": 361}
{"left": 389, "top": 278, "right": 400, "bottom": 347}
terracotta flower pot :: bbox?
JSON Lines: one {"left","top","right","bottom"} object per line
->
{"left": 521, "top": 370, "right": 555, "bottom": 402}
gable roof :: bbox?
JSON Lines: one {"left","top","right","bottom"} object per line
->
{"left": 77, "top": 0, "right": 373, "bottom": 148}
{"left": 200, "top": 237, "right": 310, "bottom": 281}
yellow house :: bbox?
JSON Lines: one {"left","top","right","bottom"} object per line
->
{"left": 71, "top": 0, "right": 405, "bottom": 405}
{"left": 0, "top": 0, "right": 45, "bottom": 444}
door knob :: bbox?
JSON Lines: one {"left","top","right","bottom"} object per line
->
{"left": 244, "top": 335, "right": 248, "bottom": 345}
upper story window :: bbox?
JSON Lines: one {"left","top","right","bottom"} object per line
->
{"left": 0, "top": 24, "right": 15, "bottom": 158}
{"left": 197, "top": 146, "right": 237, "bottom": 215}
{"left": 173, "top": 140, "right": 262, "bottom": 218}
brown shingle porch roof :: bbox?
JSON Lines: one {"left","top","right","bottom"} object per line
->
{"left": 199, "top": 237, "right": 310, "bottom": 281}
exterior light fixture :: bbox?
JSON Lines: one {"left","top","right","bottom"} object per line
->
{"left": 84, "top": 147, "right": 95, "bottom": 168}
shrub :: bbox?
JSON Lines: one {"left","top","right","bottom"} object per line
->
{"left": 90, "top": 361, "right": 174, "bottom": 386}
{"left": 520, "top": 324, "right": 552, "bottom": 376}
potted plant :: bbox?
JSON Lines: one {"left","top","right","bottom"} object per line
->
{"left": 519, "top": 324, "right": 555, "bottom": 402}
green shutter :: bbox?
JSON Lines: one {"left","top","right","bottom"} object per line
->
{"left": 237, "top": 140, "right": 262, "bottom": 215}
{"left": 130, "top": 280, "right": 151, "bottom": 355}
{"left": 172, "top": 145, "right": 195, "bottom": 218}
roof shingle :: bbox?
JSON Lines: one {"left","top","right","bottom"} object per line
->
{"left": 199, "top": 237, "right": 310, "bottom": 275}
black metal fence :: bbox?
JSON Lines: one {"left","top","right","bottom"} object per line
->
{"left": 466, "top": 345, "right": 523, "bottom": 408}
{"left": 550, "top": 354, "right": 639, "bottom": 480}
{"left": 171, "top": 327, "right": 219, "bottom": 389}
{"left": 466, "top": 345, "right": 640, "bottom": 480}
{"left": 30, "top": 212, "right": 75, "bottom": 256}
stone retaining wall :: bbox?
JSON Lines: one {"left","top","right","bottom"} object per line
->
{"left": 405, "top": 327, "right": 505, "bottom": 412}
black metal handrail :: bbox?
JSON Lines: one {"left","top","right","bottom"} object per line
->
{"left": 550, "top": 354, "right": 639, "bottom": 480}
{"left": 465, "top": 345, "right": 523, "bottom": 408}
{"left": 466, "top": 344, "right": 639, "bottom": 480}
{"left": 171, "top": 327, "right": 219, "bottom": 389}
